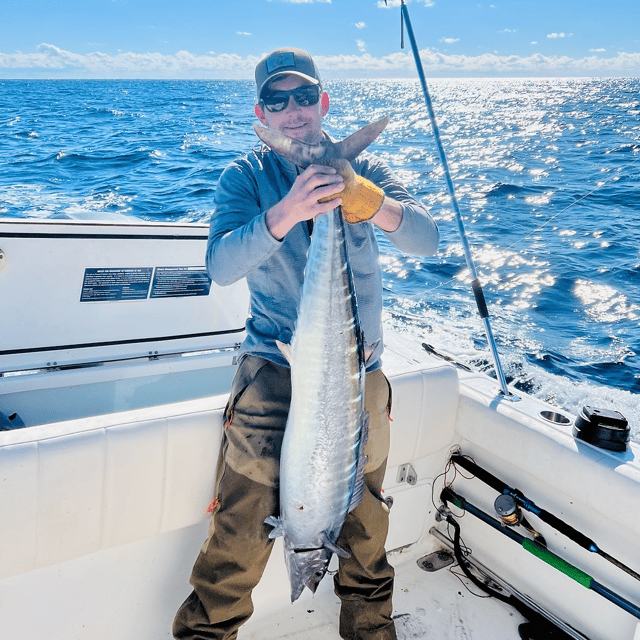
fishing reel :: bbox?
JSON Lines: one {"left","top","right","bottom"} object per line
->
{"left": 494, "top": 493, "right": 522, "bottom": 526}
{"left": 494, "top": 494, "right": 546, "bottom": 547}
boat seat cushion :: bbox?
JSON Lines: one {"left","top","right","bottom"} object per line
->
{"left": 387, "top": 363, "right": 459, "bottom": 468}
{"left": 0, "top": 397, "right": 226, "bottom": 579}
{"left": 0, "top": 361, "right": 459, "bottom": 579}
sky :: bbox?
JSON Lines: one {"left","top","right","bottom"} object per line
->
{"left": 1, "top": 0, "right": 639, "bottom": 79}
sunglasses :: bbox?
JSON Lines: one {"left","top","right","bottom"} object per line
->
{"left": 260, "top": 85, "right": 321, "bottom": 113}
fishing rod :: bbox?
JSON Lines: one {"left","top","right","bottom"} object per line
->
{"left": 450, "top": 453, "right": 640, "bottom": 583}
{"left": 395, "top": 0, "right": 514, "bottom": 400}
{"left": 434, "top": 513, "right": 584, "bottom": 639}
{"left": 441, "top": 486, "right": 640, "bottom": 621}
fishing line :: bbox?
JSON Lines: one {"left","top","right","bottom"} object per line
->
{"left": 429, "top": 449, "right": 474, "bottom": 514}
{"left": 395, "top": 141, "right": 640, "bottom": 301}
{"left": 503, "top": 152, "right": 640, "bottom": 254}
{"left": 383, "top": 133, "right": 640, "bottom": 349}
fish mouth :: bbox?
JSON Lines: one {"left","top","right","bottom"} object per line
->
{"left": 285, "top": 547, "right": 332, "bottom": 602}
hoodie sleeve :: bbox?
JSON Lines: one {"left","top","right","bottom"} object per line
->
{"left": 205, "top": 156, "right": 283, "bottom": 286}
{"left": 356, "top": 151, "right": 440, "bottom": 257}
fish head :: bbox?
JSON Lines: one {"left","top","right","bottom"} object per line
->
{"left": 285, "top": 546, "right": 332, "bottom": 602}
{"left": 253, "top": 114, "right": 390, "bottom": 170}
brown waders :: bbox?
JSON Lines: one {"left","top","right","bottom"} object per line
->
{"left": 173, "top": 356, "right": 396, "bottom": 640}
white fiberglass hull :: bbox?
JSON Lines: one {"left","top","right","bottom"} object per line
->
{"left": 1, "top": 220, "right": 638, "bottom": 640}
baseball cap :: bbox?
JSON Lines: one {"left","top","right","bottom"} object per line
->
{"left": 255, "top": 47, "right": 322, "bottom": 101}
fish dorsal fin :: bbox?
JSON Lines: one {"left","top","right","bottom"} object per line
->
{"left": 276, "top": 340, "right": 294, "bottom": 365}
{"left": 348, "top": 411, "right": 370, "bottom": 513}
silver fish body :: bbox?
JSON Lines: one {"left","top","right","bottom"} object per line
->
{"left": 269, "top": 207, "right": 367, "bottom": 602}
{"left": 255, "top": 115, "right": 390, "bottom": 601}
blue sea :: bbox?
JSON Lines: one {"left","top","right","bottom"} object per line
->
{"left": 1, "top": 78, "right": 639, "bottom": 441}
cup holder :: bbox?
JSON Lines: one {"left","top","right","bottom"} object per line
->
{"left": 540, "top": 410, "right": 572, "bottom": 425}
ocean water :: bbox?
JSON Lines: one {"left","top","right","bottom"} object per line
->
{"left": 1, "top": 78, "right": 639, "bottom": 441}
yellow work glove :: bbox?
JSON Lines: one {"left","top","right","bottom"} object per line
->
{"left": 319, "top": 159, "right": 385, "bottom": 224}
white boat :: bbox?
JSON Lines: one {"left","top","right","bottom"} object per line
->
{"left": 1, "top": 217, "right": 638, "bottom": 640}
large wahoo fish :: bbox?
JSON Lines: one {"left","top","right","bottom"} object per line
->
{"left": 255, "top": 117, "right": 389, "bottom": 602}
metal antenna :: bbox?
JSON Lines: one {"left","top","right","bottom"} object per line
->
{"left": 400, "top": 0, "right": 516, "bottom": 400}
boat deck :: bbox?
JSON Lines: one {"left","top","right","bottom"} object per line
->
{"left": 242, "top": 537, "right": 525, "bottom": 640}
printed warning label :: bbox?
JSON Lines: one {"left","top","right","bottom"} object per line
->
{"left": 150, "top": 267, "right": 211, "bottom": 298}
{"left": 80, "top": 266, "right": 211, "bottom": 301}
{"left": 80, "top": 268, "right": 153, "bottom": 302}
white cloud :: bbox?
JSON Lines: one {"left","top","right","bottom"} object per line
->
{"left": 0, "top": 44, "right": 261, "bottom": 79}
{"left": 356, "top": 40, "right": 367, "bottom": 53}
{"left": 314, "top": 49, "right": 640, "bottom": 78}
{"left": 440, "top": 38, "right": 460, "bottom": 44}
{"left": 236, "top": 32, "right": 252, "bottom": 36}
{"left": 355, "top": 22, "right": 366, "bottom": 29}
{"left": 2, "top": 43, "right": 640, "bottom": 79}
{"left": 590, "top": 48, "right": 606, "bottom": 53}
{"left": 547, "top": 32, "right": 566, "bottom": 39}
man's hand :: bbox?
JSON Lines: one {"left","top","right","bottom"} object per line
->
{"left": 266, "top": 165, "right": 344, "bottom": 240}
{"left": 319, "top": 159, "right": 385, "bottom": 224}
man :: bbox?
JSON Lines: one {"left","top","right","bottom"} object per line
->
{"left": 173, "top": 47, "right": 439, "bottom": 640}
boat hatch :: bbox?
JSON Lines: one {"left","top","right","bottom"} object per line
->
{"left": 0, "top": 219, "right": 249, "bottom": 426}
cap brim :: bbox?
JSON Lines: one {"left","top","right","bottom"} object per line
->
{"left": 258, "top": 71, "right": 320, "bottom": 100}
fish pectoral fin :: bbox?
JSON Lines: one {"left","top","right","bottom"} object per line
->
{"left": 264, "top": 515, "right": 284, "bottom": 539}
{"left": 322, "top": 534, "right": 350, "bottom": 559}
{"left": 364, "top": 339, "right": 381, "bottom": 365}
{"left": 276, "top": 340, "right": 294, "bottom": 365}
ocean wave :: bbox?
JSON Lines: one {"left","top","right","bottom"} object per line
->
{"left": 481, "top": 182, "right": 551, "bottom": 198}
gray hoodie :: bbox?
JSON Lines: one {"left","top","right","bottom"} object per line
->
{"left": 206, "top": 142, "right": 439, "bottom": 370}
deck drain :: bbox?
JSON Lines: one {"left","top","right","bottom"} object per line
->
{"left": 417, "top": 550, "right": 454, "bottom": 572}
